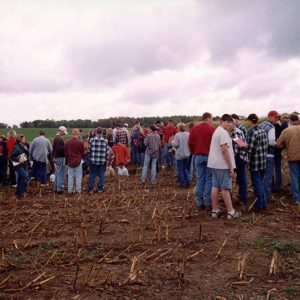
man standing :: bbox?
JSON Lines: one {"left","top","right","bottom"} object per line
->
{"left": 208, "top": 114, "right": 241, "bottom": 219}
{"left": 247, "top": 114, "right": 269, "bottom": 212}
{"left": 259, "top": 110, "right": 279, "bottom": 202}
{"left": 232, "top": 114, "right": 248, "bottom": 140}
{"left": 65, "top": 129, "right": 84, "bottom": 194}
{"left": 162, "top": 120, "right": 177, "bottom": 169}
{"left": 29, "top": 130, "right": 52, "bottom": 186}
{"left": 141, "top": 125, "right": 160, "bottom": 185}
{"left": 53, "top": 126, "right": 68, "bottom": 194}
{"left": 229, "top": 116, "right": 248, "bottom": 206}
{"left": 277, "top": 114, "right": 300, "bottom": 204}
{"left": 188, "top": 112, "right": 215, "bottom": 210}
{"left": 115, "top": 124, "right": 129, "bottom": 147}
{"left": 88, "top": 127, "right": 109, "bottom": 193}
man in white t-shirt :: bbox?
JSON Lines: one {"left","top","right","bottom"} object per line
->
{"left": 208, "top": 114, "right": 241, "bottom": 219}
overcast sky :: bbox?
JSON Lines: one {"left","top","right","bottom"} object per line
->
{"left": 1, "top": 0, "right": 300, "bottom": 126}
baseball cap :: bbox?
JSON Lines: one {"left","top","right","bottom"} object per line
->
{"left": 246, "top": 113, "right": 259, "bottom": 122}
{"left": 268, "top": 110, "right": 280, "bottom": 118}
{"left": 58, "top": 126, "right": 68, "bottom": 135}
{"left": 124, "top": 123, "right": 129, "bottom": 127}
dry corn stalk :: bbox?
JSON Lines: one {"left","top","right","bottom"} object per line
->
{"left": 238, "top": 253, "right": 249, "bottom": 280}
{"left": 248, "top": 198, "right": 257, "bottom": 212}
{"left": 215, "top": 232, "right": 229, "bottom": 260}
{"left": 269, "top": 250, "right": 284, "bottom": 275}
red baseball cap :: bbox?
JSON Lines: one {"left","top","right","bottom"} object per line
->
{"left": 268, "top": 110, "right": 280, "bottom": 118}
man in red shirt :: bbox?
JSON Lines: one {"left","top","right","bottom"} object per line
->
{"left": 162, "top": 120, "right": 177, "bottom": 169}
{"left": 65, "top": 129, "right": 84, "bottom": 194}
{"left": 188, "top": 112, "right": 215, "bottom": 210}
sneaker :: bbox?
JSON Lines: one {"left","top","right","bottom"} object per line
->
{"left": 227, "top": 210, "right": 241, "bottom": 219}
{"left": 211, "top": 210, "right": 221, "bottom": 218}
{"left": 12, "top": 184, "right": 17, "bottom": 188}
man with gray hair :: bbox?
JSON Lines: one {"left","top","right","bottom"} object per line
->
{"left": 53, "top": 126, "right": 68, "bottom": 194}
{"left": 29, "top": 130, "right": 52, "bottom": 186}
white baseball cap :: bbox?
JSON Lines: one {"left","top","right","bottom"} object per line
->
{"left": 58, "top": 126, "right": 68, "bottom": 135}
{"left": 124, "top": 123, "right": 129, "bottom": 127}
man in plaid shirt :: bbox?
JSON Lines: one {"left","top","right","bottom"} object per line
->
{"left": 88, "top": 128, "right": 109, "bottom": 193}
{"left": 229, "top": 119, "right": 248, "bottom": 206}
{"left": 247, "top": 114, "right": 268, "bottom": 211}
{"left": 115, "top": 125, "right": 129, "bottom": 147}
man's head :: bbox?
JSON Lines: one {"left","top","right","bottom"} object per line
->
{"left": 58, "top": 126, "right": 68, "bottom": 136}
{"left": 39, "top": 130, "right": 45, "bottom": 136}
{"left": 231, "top": 113, "right": 240, "bottom": 125}
{"left": 246, "top": 113, "right": 259, "bottom": 128}
{"left": 202, "top": 112, "right": 212, "bottom": 123}
{"left": 96, "top": 127, "right": 103, "bottom": 135}
{"left": 72, "top": 128, "right": 80, "bottom": 138}
{"left": 150, "top": 125, "right": 158, "bottom": 132}
{"left": 289, "top": 114, "right": 299, "bottom": 125}
{"left": 177, "top": 122, "right": 186, "bottom": 132}
{"left": 220, "top": 114, "right": 233, "bottom": 130}
{"left": 167, "top": 120, "right": 174, "bottom": 127}
{"left": 268, "top": 110, "right": 280, "bottom": 124}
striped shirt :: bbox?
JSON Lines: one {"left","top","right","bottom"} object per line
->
{"left": 89, "top": 135, "right": 109, "bottom": 165}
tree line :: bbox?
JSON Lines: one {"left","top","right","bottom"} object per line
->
{"left": 18, "top": 116, "right": 219, "bottom": 129}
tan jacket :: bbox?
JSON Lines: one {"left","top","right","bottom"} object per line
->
{"left": 277, "top": 125, "right": 300, "bottom": 161}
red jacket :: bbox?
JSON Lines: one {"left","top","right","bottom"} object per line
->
{"left": 6, "top": 137, "right": 16, "bottom": 160}
{"left": 112, "top": 143, "right": 130, "bottom": 166}
{"left": 188, "top": 122, "right": 215, "bottom": 155}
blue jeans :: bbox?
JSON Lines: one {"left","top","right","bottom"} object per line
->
{"left": 176, "top": 158, "right": 190, "bottom": 187}
{"left": 163, "top": 143, "right": 176, "bottom": 168}
{"left": 140, "top": 153, "right": 145, "bottom": 166}
{"left": 68, "top": 165, "right": 82, "bottom": 193}
{"left": 131, "top": 145, "right": 141, "bottom": 165}
{"left": 31, "top": 161, "right": 47, "bottom": 184}
{"left": 15, "top": 165, "right": 29, "bottom": 196}
{"left": 273, "top": 151, "right": 282, "bottom": 191}
{"left": 235, "top": 156, "right": 248, "bottom": 204}
{"left": 264, "top": 156, "right": 274, "bottom": 202}
{"left": 88, "top": 163, "right": 106, "bottom": 192}
{"left": 250, "top": 169, "right": 266, "bottom": 209}
{"left": 288, "top": 161, "right": 300, "bottom": 202}
{"left": 188, "top": 154, "right": 195, "bottom": 181}
{"left": 194, "top": 154, "right": 212, "bottom": 207}
{"left": 54, "top": 157, "right": 66, "bottom": 192}
{"left": 141, "top": 154, "right": 157, "bottom": 183}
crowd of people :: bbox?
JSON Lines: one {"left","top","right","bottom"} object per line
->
{"left": 0, "top": 110, "right": 299, "bottom": 220}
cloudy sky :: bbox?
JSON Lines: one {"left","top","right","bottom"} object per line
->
{"left": 1, "top": 0, "right": 300, "bottom": 126}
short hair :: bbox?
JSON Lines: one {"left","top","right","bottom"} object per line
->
{"left": 96, "top": 127, "right": 103, "bottom": 135}
{"left": 221, "top": 114, "right": 233, "bottom": 122}
{"left": 168, "top": 119, "right": 173, "bottom": 123}
{"left": 177, "top": 122, "right": 186, "bottom": 131}
{"left": 290, "top": 114, "right": 299, "bottom": 123}
{"left": 202, "top": 112, "right": 212, "bottom": 120}
{"left": 231, "top": 114, "right": 239, "bottom": 120}
{"left": 150, "top": 125, "right": 158, "bottom": 132}
{"left": 39, "top": 130, "right": 45, "bottom": 136}
{"left": 247, "top": 113, "right": 259, "bottom": 124}
{"left": 72, "top": 128, "right": 80, "bottom": 135}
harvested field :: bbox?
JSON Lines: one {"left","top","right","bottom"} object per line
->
{"left": 0, "top": 168, "right": 300, "bottom": 299}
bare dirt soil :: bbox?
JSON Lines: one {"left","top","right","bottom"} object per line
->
{"left": 0, "top": 167, "right": 299, "bottom": 300}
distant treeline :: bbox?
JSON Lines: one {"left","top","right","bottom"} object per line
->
{"left": 17, "top": 116, "right": 221, "bottom": 129}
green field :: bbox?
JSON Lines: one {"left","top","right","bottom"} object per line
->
{"left": 0, "top": 128, "right": 92, "bottom": 142}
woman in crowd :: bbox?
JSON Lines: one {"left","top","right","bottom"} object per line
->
{"left": 172, "top": 123, "right": 191, "bottom": 188}
{"left": 10, "top": 135, "right": 29, "bottom": 197}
